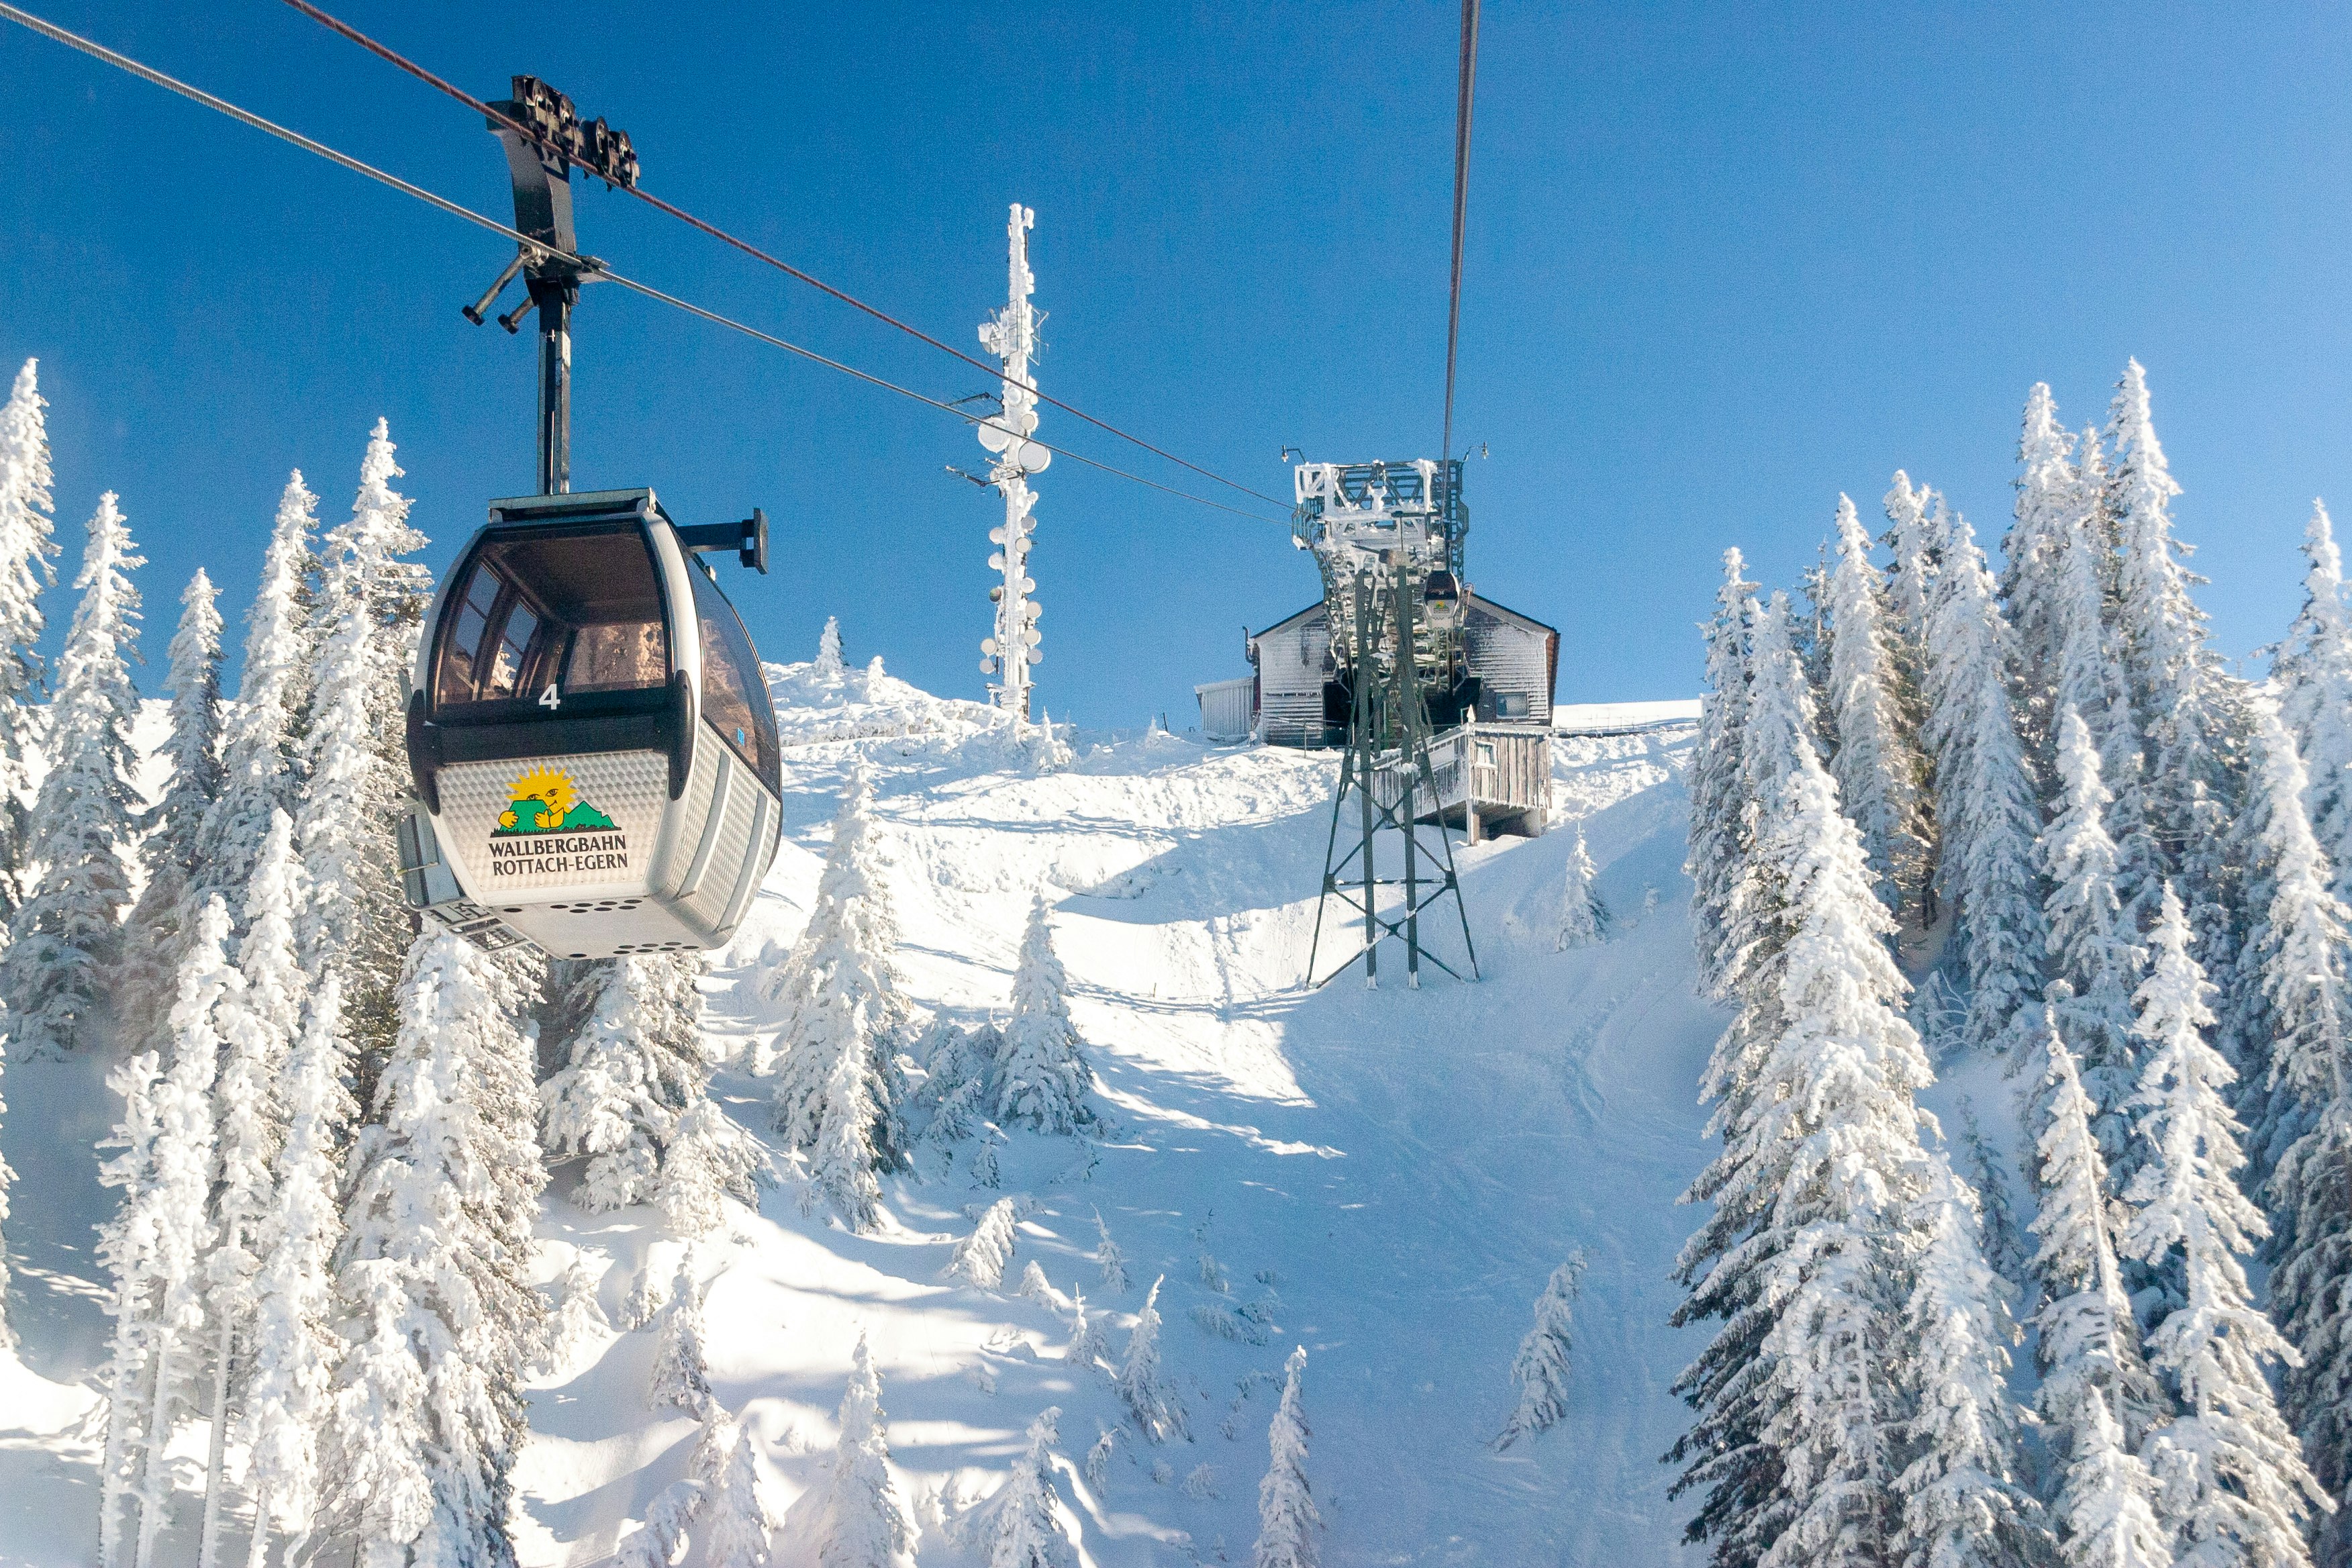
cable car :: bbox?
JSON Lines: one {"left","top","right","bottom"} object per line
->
{"left": 399, "top": 487, "right": 783, "bottom": 959}
{"left": 1422, "top": 569, "right": 1463, "bottom": 628}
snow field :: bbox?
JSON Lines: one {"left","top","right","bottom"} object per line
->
{"left": 1, "top": 660, "right": 1726, "bottom": 1565}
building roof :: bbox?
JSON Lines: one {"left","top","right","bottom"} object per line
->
{"left": 1252, "top": 591, "right": 1558, "bottom": 644}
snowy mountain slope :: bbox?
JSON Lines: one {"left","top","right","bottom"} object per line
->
{"left": 0, "top": 671, "right": 1729, "bottom": 1567}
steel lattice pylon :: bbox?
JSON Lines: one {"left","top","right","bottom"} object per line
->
{"left": 1305, "top": 552, "right": 1480, "bottom": 989}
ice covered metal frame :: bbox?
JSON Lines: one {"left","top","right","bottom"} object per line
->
{"left": 975, "top": 203, "right": 1049, "bottom": 720}
{"left": 401, "top": 488, "right": 783, "bottom": 960}
{"left": 1291, "top": 460, "right": 1475, "bottom": 985}
{"left": 1292, "top": 458, "right": 1469, "bottom": 701}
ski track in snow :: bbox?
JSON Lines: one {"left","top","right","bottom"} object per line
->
{"left": 0, "top": 675, "right": 1732, "bottom": 1566}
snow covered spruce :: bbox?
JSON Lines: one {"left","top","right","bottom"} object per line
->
{"left": 1680, "top": 359, "right": 2352, "bottom": 1567}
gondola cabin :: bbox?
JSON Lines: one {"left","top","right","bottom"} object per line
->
{"left": 401, "top": 487, "right": 783, "bottom": 959}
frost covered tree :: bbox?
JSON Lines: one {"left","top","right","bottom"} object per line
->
{"left": 1883, "top": 471, "right": 1943, "bottom": 676}
{"left": 95, "top": 1041, "right": 164, "bottom": 1568}
{"left": 1094, "top": 1210, "right": 1128, "bottom": 1295}
{"left": 1, "top": 492, "right": 143, "bottom": 1053}
{"left": 814, "top": 1334, "right": 918, "bottom": 1568}
{"left": 296, "top": 421, "right": 430, "bottom": 1077}
{"left": 134, "top": 899, "right": 238, "bottom": 1568}
{"left": 89, "top": 906, "right": 237, "bottom": 1567}
{"left": 1798, "top": 543, "right": 1836, "bottom": 733}
{"left": 1922, "top": 507, "right": 2047, "bottom": 1055}
{"left": 2275, "top": 1107, "right": 2352, "bottom": 1568}
{"left": 2004, "top": 383, "right": 2079, "bottom": 742}
{"left": 0, "top": 358, "right": 58, "bottom": 914}
{"left": 816, "top": 615, "right": 845, "bottom": 679}
{"left": 0, "top": 1029, "right": 11, "bottom": 1348}
{"left": 2108, "top": 363, "right": 2241, "bottom": 938}
{"left": 1493, "top": 1253, "right": 1584, "bottom": 1450}
{"left": 1686, "top": 595, "right": 1818, "bottom": 1164}
{"left": 705, "top": 1423, "right": 779, "bottom": 1568}
{"left": 543, "top": 954, "right": 754, "bottom": 1222}
{"left": 324, "top": 930, "right": 546, "bottom": 1568}
{"left": 1689, "top": 548, "right": 1759, "bottom": 992}
{"left": 985, "top": 1407, "right": 1075, "bottom": 1568}
{"left": 1893, "top": 1153, "right": 2040, "bottom": 1568}
{"left": 1255, "top": 1346, "right": 1320, "bottom": 1568}
{"left": 1556, "top": 826, "right": 1610, "bottom": 950}
{"left": 195, "top": 813, "right": 303, "bottom": 1568}
{"left": 2122, "top": 885, "right": 2326, "bottom": 1566}
{"left": 1828, "top": 493, "right": 1932, "bottom": 919}
{"left": 2042, "top": 707, "right": 2146, "bottom": 1151}
{"left": 127, "top": 569, "right": 225, "bottom": 1044}
{"left": 993, "top": 893, "right": 1094, "bottom": 1132}
{"left": 1067, "top": 1289, "right": 1109, "bottom": 1371}
{"left": 240, "top": 968, "right": 352, "bottom": 1568}
{"left": 2239, "top": 712, "right": 2352, "bottom": 1547}
{"left": 2029, "top": 1022, "right": 2167, "bottom": 1555}
{"left": 197, "top": 473, "right": 317, "bottom": 912}
{"left": 649, "top": 1253, "right": 714, "bottom": 1416}
{"left": 948, "top": 1197, "right": 1020, "bottom": 1290}
{"left": 2281, "top": 503, "right": 2352, "bottom": 913}
{"left": 2051, "top": 491, "right": 2162, "bottom": 933}
{"left": 2061, "top": 1391, "right": 2173, "bottom": 1568}
{"left": 2231, "top": 709, "right": 2352, "bottom": 1177}
{"left": 1117, "top": 1276, "right": 1188, "bottom": 1442}
{"left": 616, "top": 1479, "right": 707, "bottom": 1568}
{"left": 1670, "top": 694, "right": 1949, "bottom": 1567}
{"left": 767, "top": 770, "right": 909, "bottom": 1227}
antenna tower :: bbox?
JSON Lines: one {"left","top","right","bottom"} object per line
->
{"left": 976, "top": 203, "right": 1048, "bottom": 720}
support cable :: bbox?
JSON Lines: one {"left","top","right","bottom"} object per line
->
{"left": 276, "top": 0, "right": 1293, "bottom": 512}
{"left": 0, "top": 0, "right": 1286, "bottom": 526}
{"left": 1440, "top": 0, "right": 1481, "bottom": 464}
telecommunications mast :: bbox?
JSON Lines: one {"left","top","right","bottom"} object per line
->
{"left": 976, "top": 203, "right": 1048, "bottom": 720}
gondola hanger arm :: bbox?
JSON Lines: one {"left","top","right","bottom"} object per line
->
{"left": 673, "top": 509, "right": 768, "bottom": 574}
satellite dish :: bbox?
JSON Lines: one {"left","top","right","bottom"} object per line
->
{"left": 1016, "top": 441, "right": 1050, "bottom": 471}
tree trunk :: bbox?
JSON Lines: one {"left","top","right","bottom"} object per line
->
{"left": 198, "top": 1320, "right": 236, "bottom": 1568}
{"left": 134, "top": 1332, "right": 178, "bottom": 1568}
{"left": 242, "top": 1481, "right": 271, "bottom": 1568}
{"left": 97, "top": 1304, "right": 152, "bottom": 1568}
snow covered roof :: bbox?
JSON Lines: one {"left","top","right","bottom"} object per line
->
{"left": 1252, "top": 591, "right": 1558, "bottom": 644}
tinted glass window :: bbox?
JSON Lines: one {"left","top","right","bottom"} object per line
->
{"left": 691, "top": 565, "right": 779, "bottom": 785}
{"left": 432, "top": 524, "right": 669, "bottom": 715}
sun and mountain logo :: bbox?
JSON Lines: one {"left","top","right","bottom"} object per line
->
{"left": 494, "top": 767, "right": 618, "bottom": 836}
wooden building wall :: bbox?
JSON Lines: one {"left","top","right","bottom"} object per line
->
{"left": 1249, "top": 594, "right": 1557, "bottom": 748}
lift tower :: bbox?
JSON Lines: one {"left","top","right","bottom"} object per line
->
{"left": 1296, "top": 460, "right": 1480, "bottom": 989}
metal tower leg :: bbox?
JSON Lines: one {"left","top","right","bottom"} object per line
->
{"left": 1354, "top": 573, "right": 1378, "bottom": 990}
{"left": 1398, "top": 551, "right": 1422, "bottom": 988}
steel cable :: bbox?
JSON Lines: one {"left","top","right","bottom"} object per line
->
{"left": 277, "top": 0, "right": 1293, "bottom": 512}
{"left": 0, "top": 0, "right": 1289, "bottom": 526}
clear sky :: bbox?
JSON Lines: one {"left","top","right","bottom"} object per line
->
{"left": 3, "top": 2, "right": 2349, "bottom": 724}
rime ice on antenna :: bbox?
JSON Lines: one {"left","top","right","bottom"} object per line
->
{"left": 976, "top": 203, "right": 1048, "bottom": 722}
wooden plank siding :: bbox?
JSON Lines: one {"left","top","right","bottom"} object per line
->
{"left": 1249, "top": 593, "right": 1558, "bottom": 748}
{"left": 1372, "top": 724, "right": 1552, "bottom": 841}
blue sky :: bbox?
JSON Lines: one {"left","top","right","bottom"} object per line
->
{"left": 3, "top": 2, "right": 2350, "bottom": 724}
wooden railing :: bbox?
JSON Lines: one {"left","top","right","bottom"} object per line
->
{"left": 1371, "top": 723, "right": 1551, "bottom": 838}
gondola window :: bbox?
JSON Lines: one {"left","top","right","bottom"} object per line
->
{"left": 432, "top": 524, "right": 672, "bottom": 716}
{"left": 691, "top": 565, "right": 779, "bottom": 783}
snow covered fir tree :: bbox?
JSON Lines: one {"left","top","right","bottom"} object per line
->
{"left": 7, "top": 336, "right": 2352, "bottom": 1568}
{"left": 1673, "top": 359, "right": 2352, "bottom": 1568}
